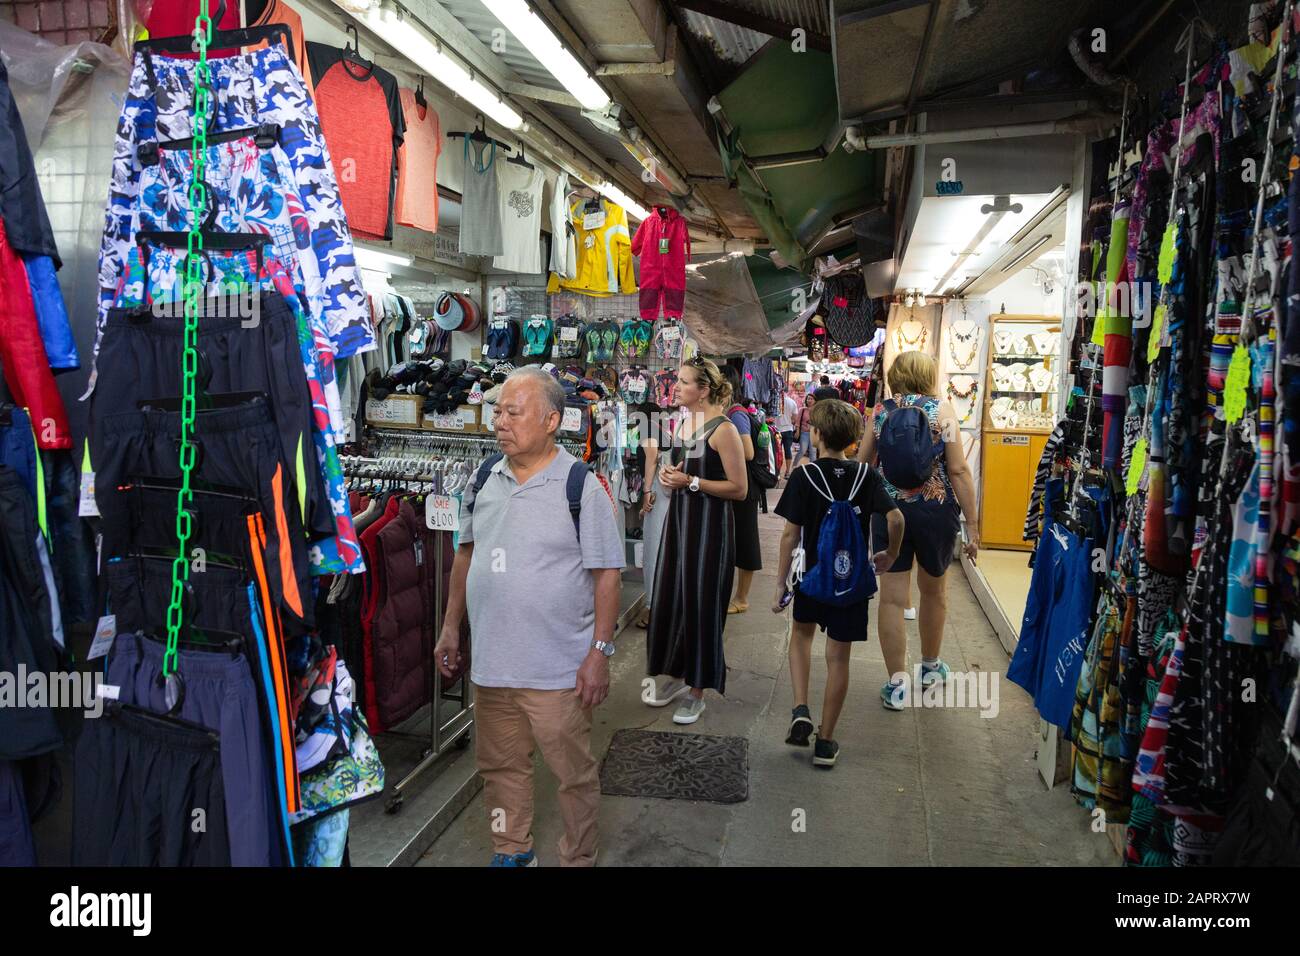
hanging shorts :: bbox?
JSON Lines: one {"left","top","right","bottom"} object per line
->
{"left": 73, "top": 703, "right": 231, "bottom": 866}
{"left": 99, "top": 44, "right": 372, "bottom": 362}
{"left": 104, "top": 554, "right": 301, "bottom": 842}
{"left": 92, "top": 397, "right": 311, "bottom": 627}
{"left": 97, "top": 292, "right": 333, "bottom": 541}
{"left": 107, "top": 249, "right": 363, "bottom": 574}
{"left": 104, "top": 631, "right": 285, "bottom": 866}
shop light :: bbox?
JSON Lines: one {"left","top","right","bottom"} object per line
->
{"left": 596, "top": 180, "right": 651, "bottom": 221}
{"left": 478, "top": 0, "right": 610, "bottom": 112}
{"left": 355, "top": 1, "right": 524, "bottom": 130}
{"left": 354, "top": 244, "right": 414, "bottom": 271}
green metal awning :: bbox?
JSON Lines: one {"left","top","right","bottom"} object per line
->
{"left": 716, "top": 41, "right": 886, "bottom": 271}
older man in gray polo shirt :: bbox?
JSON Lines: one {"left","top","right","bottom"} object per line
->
{"left": 435, "top": 366, "right": 624, "bottom": 867}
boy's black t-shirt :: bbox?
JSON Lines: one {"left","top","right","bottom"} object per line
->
{"left": 775, "top": 459, "right": 896, "bottom": 570}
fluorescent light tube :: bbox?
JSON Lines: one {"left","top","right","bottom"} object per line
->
{"left": 478, "top": 0, "right": 610, "bottom": 111}
{"left": 356, "top": 2, "right": 523, "bottom": 129}
{"left": 596, "top": 180, "right": 650, "bottom": 221}
{"left": 354, "top": 244, "right": 414, "bottom": 270}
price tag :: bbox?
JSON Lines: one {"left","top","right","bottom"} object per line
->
{"left": 1157, "top": 222, "right": 1177, "bottom": 286}
{"left": 582, "top": 210, "right": 606, "bottom": 230}
{"left": 658, "top": 237, "right": 669, "bottom": 255}
{"left": 1147, "top": 303, "right": 1166, "bottom": 364}
{"left": 426, "top": 493, "right": 459, "bottom": 532}
{"left": 431, "top": 413, "right": 465, "bottom": 431}
{"left": 561, "top": 406, "right": 584, "bottom": 432}
{"left": 559, "top": 325, "right": 579, "bottom": 342}
{"left": 1224, "top": 344, "right": 1251, "bottom": 424}
{"left": 1125, "top": 437, "right": 1147, "bottom": 497}
{"left": 662, "top": 324, "right": 681, "bottom": 342}
{"left": 79, "top": 470, "right": 99, "bottom": 517}
{"left": 95, "top": 683, "right": 120, "bottom": 700}
{"left": 87, "top": 615, "right": 117, "bottom": 660}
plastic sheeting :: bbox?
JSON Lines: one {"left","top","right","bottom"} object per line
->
{"left": 681, "top": 252, "right": 775, "bottom": 357}
{"left": 0, "top": 21, "right": 130, "bottom": 442}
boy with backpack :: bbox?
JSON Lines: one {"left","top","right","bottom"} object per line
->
{"left": 772, "top": 399, "right": 903, "bottom": 768}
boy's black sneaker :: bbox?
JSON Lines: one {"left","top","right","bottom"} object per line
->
{"left": 812, "top": 736, "right": 839, "bottom": 768}
{"left": 786, "top": 705, "right": 815, "bottom": 746}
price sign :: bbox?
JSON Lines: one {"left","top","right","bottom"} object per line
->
{"left": 426, "top": 494, "right": 459, "bottom": 532}
{"left": 582, "top": 210, "right": 606, "bottom": 230}
{"left": 561, "top": 406, "right": 584, "bottom": 433}
{"left": 662, "top": 324, "right": 681, "bottom": 342}
{"left": 431, "top": 413, "right": 465, "bottom": 431}
{"left": 559, "top": 326, "right": 579, "bottom": 342}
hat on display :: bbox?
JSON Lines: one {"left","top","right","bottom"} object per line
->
{"left": 483, "top": 383, "right": 503, "bottom": 404}
{"left": 490, "top": 361, "right": 515, "bottom": 383}
{"left": 467, "top": 382, "right": 484, "bottom": 405}
{"left": 454, "top": 292, "right": 482, "bottom": 333}
{"left": 433, "top": 292, "right": 467, "bottom": 331}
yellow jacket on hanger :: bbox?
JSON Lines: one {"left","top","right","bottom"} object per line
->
{"left": 547, "top": 198, "right": 637, "bottom": 296}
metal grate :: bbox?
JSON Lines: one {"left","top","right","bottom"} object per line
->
{"left": 0, "top": 0, "right": 114, "bottom": 45}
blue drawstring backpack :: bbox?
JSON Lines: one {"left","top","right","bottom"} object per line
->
{"left": 793, "top": 463, "right": 877, "bottom": 607}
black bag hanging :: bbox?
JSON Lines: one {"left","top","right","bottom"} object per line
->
{"left": 822, "top": 273, "right": 873, "bottom": 347}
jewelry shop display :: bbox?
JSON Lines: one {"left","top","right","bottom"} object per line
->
{"left": 895, "top": 319, "right": 929, "bottom": 353}
{"left": 946, "top": 320, "right": 981, "bottom": 370}
{"left": 947, "top": 375, "right": 980, "bottom": 425}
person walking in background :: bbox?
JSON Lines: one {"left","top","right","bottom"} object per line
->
{"left": 773, "top": 399, "right": 903, "bottom": 768}
{"left": 855, "top": 351, "right": 979, "bottom": 710}
{"left": 723, "top": 365, "right": 762, "bottom": 615}
{"left": 636, "top": 405, "right": 676, "bottom": 629}
{"left": 778, "top": 389, "right": 799, "bottom": 480}
{"left": 813, "top": 375, "right": 839, "bottom": 402}
{"left": 790, "top": 392, "right": 815, "bottom": 470}
{"left": 436, "top": 367, "right": 625, "bottom": 867}
{"left": 645, "top": 357, "right": 748, "bottom": 724}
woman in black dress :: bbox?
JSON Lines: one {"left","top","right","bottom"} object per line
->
{"left": 645, "top": 357, "right": 749, "bottom": 725}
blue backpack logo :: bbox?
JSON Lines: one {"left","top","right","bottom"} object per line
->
{"left": 877, "top": 399, "right": 941, "bottom": 489}
{"left": 794, "top": 463, "right": 877, "bottom": 607}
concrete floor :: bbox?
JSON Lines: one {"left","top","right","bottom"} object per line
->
{"left": 978, "top": 548, "right": 1034, "bottom": 638}
{"left": 417, "top": 504, "right": 1118, "bottom": 868}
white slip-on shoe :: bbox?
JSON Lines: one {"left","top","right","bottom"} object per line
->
{"left": 673, "top": 696, "right": 706, "bottom": 724}
{"left": 645, "top": 678, "right": 689, "bottom": 708}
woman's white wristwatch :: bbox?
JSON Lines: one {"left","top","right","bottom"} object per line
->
{"left": 689, "top": 476, "right": 701, "bottom": 492}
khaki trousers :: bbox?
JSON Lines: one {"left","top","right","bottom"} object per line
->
{"left": 472, "top": 683, "right": 600, "bottom": 866}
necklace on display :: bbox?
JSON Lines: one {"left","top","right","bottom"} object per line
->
{"left": 947, "top": 376, "right": 979, "bottom": 425}
{"left": 947, "top": 321, "right": 980, "bottom": 369}
{"left": 896, "top": 320, "right": 928, "bottom": 352}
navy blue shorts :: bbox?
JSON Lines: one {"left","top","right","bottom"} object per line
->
{"left": 792, "top": 591, "right": 871, "bottom": 642}
{"left": 872, "top": 498, "right": 960, "bottom": 578}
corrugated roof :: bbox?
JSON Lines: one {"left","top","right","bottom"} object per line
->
{"left": 420, "top": 0, "right": 568, "bottom": 94}
{"left": 681, "top": 8, "right": 770, "bottom": 64}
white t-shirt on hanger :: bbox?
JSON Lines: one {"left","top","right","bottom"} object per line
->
{"left": 548, "top": 170, "right": 577, "bottom": 279}
{"left": 493, "top": 162, "right": 545, "bottom": 273}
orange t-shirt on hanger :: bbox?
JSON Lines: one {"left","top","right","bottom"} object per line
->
{"left": 395, "top": 88, "right": 440, "bottom": 233}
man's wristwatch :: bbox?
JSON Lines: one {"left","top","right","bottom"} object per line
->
{"left": 688, "top": 476, "right": 701, "bottom": 493}
{"left": 592, "top": 639, "right": 616, "bottom": 657}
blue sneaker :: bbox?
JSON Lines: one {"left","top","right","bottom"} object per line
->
{"left": 880, "top": 679, "right": 908, "bottom": 711}
{"left": 920, "top": 659, "right": 951, "bottom": 686}
{"left": 489, "top": 850, "right": 538, "bottom": 867}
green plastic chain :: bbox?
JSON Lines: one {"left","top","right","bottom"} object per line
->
{"left": 162, "top": 0, "right": 213, "bottom": 678}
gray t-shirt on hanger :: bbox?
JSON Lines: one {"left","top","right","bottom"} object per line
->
{"left": 459, "top": 138, "right": 504, "bottom": 257}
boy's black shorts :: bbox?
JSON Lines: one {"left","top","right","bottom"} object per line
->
{"left": 792, "top": 591, "right": 871, "bottom": 643}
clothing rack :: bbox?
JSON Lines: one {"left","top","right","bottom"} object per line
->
{"left": 362, "top": 426, "right": 588, "bottom": 457}
{"left": 340, "top": 449, "right": 473, "bottom": 810}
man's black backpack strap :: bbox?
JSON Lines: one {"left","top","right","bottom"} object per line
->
{"left": 565, "top": 461, "right": 587, "bottom": 542}
{"left": 465, "top": 451, "right": 585, "bottom": 541}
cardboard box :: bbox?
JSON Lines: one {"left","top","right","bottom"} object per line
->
{"left": 365, "top": 394, "right": 422, "bottom": 428}
{"left": 421, "top": 404, "right": 483, "bottom": 433}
